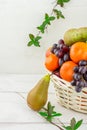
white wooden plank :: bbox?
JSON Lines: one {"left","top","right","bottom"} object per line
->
{"left": 0, "top": 74, "right": 55, "bottom": 93}
{"left": 0, "top": 92, "right": 86, "bottom": 124}
{"left": 0, "top": 123, "right": 86, "bottom": 130}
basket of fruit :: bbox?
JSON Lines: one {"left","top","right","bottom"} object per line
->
{"left": 45, "top": 27, "right": 87, "bottom": 113}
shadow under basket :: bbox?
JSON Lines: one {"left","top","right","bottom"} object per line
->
{"left": 51, "top": 75, "right": 87, "bottom": 114}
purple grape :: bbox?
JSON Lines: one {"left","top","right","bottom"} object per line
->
{"left": 79, "top": 66, "right": 87, "bottom": 74}
{"left": 53, "top": 48, "right": 58, "bottom": 54}
{"left": 62, "top": 45, "right": 69, "bottom": 52}
{"left": 59, "top": 44, "right": 64, "bottom": 49}
{"left": 76, "top": 81, "right": 85, "bottom": 87}
{"left": 79, "top": 60, "right": 87, "bottom": 66}
{"left": 75, "top": 86, "right": 82, "bottom": 93}
{"left": 73, "top": 73, "right": 82, "bottom": 81}
{"left": 71, "top": 80, "right": 76, "bottom": 86}
{"left": 58, "top": 39, "right": 64, "bottom": 45}
{"left": 50, "top": 40, "right": 70, "bottom": 67}
{"left": 58, "top": 50, "right": 64, "bottom": 58}
{"left": 83, "top": 74, "right": 87, "bottom": 81}
{"left": 70, "top": 60, "right": 87, "bottom": 92}
{"left": 73, "top": 66, "right": 79, "bottom": 73}
{"left": 63, "top": 53, "right": 70, "bottom": 61}
{"left": 59, "top": 58, "right": 64, "bottom": 67}
{"left": 55, "top": 50, "right": 59, "bottom": 56}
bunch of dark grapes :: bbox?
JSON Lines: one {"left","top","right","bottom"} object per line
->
{"left": 71, "top": 60, "right": 87, "bottom": 92}
{"left": 51, "top": 39, "right": 70, "bottom": 67}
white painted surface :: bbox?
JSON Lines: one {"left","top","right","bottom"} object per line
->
{"left": 0, "top": 0, "right": 87, "bottom": 74}
{"left": 0, "top": 74, "right": 87, "bottom": 130}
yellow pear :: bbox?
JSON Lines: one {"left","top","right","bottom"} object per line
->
{"left": 27, "top": 74, "right": 50, "bottom": 111}
{"left": 64, "top": 27, "right": 87, "bottom": 46}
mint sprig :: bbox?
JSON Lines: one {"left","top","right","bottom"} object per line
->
{"left": 38, "top": 102, "right": 83, "bottom": 130}
{"left": 37, "top": 13, "right": 55, "bottom": 33}
{"left": 64, "top": 117, "right": 83, "bottom": 130}
{"left": 28, "top": 34, "right": 42, "bottom": 47}
{"left": 53, "top": 9, "right": 65, "bottom": 19}
{"left": 57, "top": 0, "right": 70, "bottom": 7}
{"left": 39, "top": 102, "right": 62, "bottom": 122}
{"left": 27, "top": 0, "right": 71, "bottom": 47}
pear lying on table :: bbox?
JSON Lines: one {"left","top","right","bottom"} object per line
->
{"left": 27, "top": 74, "right": 50, "bottom": 111}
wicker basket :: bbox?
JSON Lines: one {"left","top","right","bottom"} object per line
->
{"left": 50, "top": 74, "right": 87, "bottom": 113}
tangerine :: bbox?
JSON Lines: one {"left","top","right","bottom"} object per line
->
{"left": 70, "top": 42, "right": 87, "bottom": 63}
{"left": 60, "top": 61, "right": 77, "bottom": 82}
{"left": 45, "top": 47, "right": 52, "bottom": 57}
{"left": 45, "top": 53, "right": 59, "bottom": 71}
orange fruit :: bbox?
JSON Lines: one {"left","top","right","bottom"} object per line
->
{"left": 45, "top": 47, "right": 52, "bottom": 57}
{"left": 60, "top": 61, "right": 77, "bottom": 82}
{"left": 45, "top": 53, "right": 59, "bottom": 71}
{"left": 70, "top": 42, "right": 87, "bottom": 63}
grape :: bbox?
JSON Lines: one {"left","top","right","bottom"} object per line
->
{"left": 57, "top": 50, "right": 64, "bottom": 58}
{"left": 59, "top": 43, "right": 64, "bottom": 49}
{"left": 58, "top": 39, "right": 64, "bottom": 45}
{"left": 63, "top": 53, "right": 70, "bottom": 61}
{"left": 78, "top": 60, "right": 87, "bottom": 66}
{"left": 71, "top": 60, "right": 87, "bottom": 92}
{"left": 59, "top": 58, "right": 64, "bottom": 67}
{"left": 73, "top": 66, "right": 79, "bottom": 73}
{"left": 51, "top": 39, "right": 70, "bottom": 67}
{"left": 54, "top": 50, "right": 59, "bottom": 56}
{"left": 73, "top": 73, "right": 82, "bottom": 81}
{"left": 71, "top": 80, "right": 76, "bottom": 86}
{"left": 83, "top": 73, "right": 87, "bottom": 81}
{"left": 62, "top": 45, "right": 69, "bottom": 52}
{"left": 79, "top": 66, "right": 87, "bottom": 74}
{"left": 75, "top": 86, "right": 82, "bottom": 93}
{"left": 76, "top": 81, "right": 85, "bottom": 87}
{"left": 53, "top": 48, "right": 58, "bottom": 54}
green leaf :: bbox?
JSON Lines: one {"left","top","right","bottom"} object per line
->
{"left": 45, "top": 13, "right": 49, "bottom": 20}
{"left": 70, "top": 118, "right": 76, "bottom": 130}
{"left": 63, "top": 0, "right": 70, "bottom": 2}
{"left": 29, "top": 34, "right": 34, "bottom": 40}
{"left": 64, "top": 126, "right": 72, "bottom": 130}
{"left": 57, "top": 0, "right": 70, "bottom": 7}
{"left": 45, "top": 13, "right": 55, "bottom": 25}
{"left": 27, "top": 41, "right": 33, "bottom": 46}
{"left": 35, "top": 36, "right": 42, "bottom": 41}
{"left": 53, "top": 9, "right": 65, "bottom": 19}
{"left": 37, "top": 26, "right": 45, "bottom": 33}
{"left": 57, "top": 0, "right": 64, "bottom": 7}
{"left": 49, "top": 16, "right": 55, "bottom": 21}
{"left": 52, "top": 113, "right": 62, "bottom": 117}
{"left": 74, "top": 120, "right": 83, "bottom": 130}
{"left": 39, "top": 112, "right": 48, "bottom": 117}
{"left": 33, "top": 41, "right": 40, "bottom": 47}
{"left": 28, "top": 34, "right": 41, "bottom": 47}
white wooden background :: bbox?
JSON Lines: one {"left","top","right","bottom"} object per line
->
{"left": 0, "top": 74, "right": 87, "bottom": 130}
{"left": 0, "top": 0, "right": 87, "bottom": 74}
{"left": 0, "top": 1, "right": 87, "bottom": 130}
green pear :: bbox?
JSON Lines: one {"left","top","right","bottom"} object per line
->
{"left": 64, "top": 27, "right": 87, "bottom": 46}
{"left": 27, "top": 74, "right": 50, "bottom": 111}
